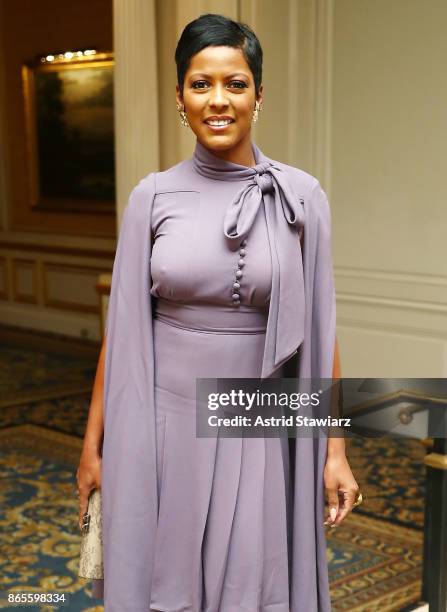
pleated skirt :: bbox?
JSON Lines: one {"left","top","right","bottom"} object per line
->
{"left": 149, "top": 299, "right": 292, "bottom": 612}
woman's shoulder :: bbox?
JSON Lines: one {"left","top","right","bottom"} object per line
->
{"left": 271, "top": 157, "right": 321, "bottom": 196}
{"left": 122, "top": 159, "right": 195, "bottom": 230}
{"left": 269, "top": 157, "right": 330, "bottom": 221}
{"left": 133, "top": 159, "right": 194, "bottom": 196}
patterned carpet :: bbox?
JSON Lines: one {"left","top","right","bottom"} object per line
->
{"left": 0, "top": 327, "right": 427, "bottom": 611}
{"left": 0, "top": 326, "right": 97, "bottom": 408}
{"left": 0, "top": 425, "right": 102, "bottom": 611}
{"left": 348, "top": 435, "right": 425, "bottom": 530}
{"left": 0, "top": 394, "right": 91, "bottom": 438}
{"left": 328, "top": 514, "right": 422, "bottom": 610}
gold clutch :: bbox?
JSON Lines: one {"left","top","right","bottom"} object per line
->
{"left": 78, "top": 488, "right": 104, "bottom": 579}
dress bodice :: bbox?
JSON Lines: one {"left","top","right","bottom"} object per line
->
{"left": 149, "top": 181, "right": 272, "bottom": 308}
{"left": 148, "top": 139, "right": 306, "bottom": 379}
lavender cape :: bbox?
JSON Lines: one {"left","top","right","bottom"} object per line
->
{"left": 94, "top": 141, "right": 336, "bottom": 611}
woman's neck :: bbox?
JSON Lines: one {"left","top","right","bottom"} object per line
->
{"left": 199, "top": 137, "right": 256, "bottom": 168}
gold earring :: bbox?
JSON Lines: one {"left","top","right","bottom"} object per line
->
{"left": 252, "top": 100, "right": 262, "bottom": 123}
{"left": 176, "top": 104, "right": 189, "bottom": 128}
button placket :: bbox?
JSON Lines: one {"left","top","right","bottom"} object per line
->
{"left": 231, "top": 238, "right": 247, "bottom": 306}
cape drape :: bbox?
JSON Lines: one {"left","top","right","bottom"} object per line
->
{"left": 92, "top": 144, "right": 336, "bottom": 612}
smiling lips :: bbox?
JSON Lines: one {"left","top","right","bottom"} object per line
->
{"left": 204, "top": 116, "right": 235, "bottom": 129}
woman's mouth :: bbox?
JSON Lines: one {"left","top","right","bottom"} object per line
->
{"left": 204, "top": 117, "right": 235, "bottom": 131}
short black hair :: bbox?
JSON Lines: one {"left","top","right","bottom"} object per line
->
{"left": 175, "top": 13, "right": 263, "bottom": 98}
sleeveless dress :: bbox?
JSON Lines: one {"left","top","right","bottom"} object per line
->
{"left": 147, "top": 143, "right": 292, "bottom": 611}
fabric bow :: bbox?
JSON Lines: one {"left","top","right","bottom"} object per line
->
{"left": 223, "top": 160, "right": 306, "bottom": 378}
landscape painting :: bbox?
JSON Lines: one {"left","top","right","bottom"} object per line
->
{"left": 23, "top": 53, "right": 115, "bottom": 213}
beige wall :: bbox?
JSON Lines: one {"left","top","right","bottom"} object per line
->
{"left": 330, "top": 0, "right": 447, "bottom": 376}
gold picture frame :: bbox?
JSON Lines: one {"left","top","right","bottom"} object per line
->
{"left": 22, "top": 51, "right": 115, "bottom": 214}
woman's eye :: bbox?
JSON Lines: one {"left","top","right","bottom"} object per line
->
{"left": 192, "top": 81, "right": 209, "bottom": 89}
{"left": 191, "top": 80, "right": 247, "bottom": 89}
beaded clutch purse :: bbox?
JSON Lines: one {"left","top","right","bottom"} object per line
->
{"left": 78, "top": 488, "right": 104, "bottom": 579}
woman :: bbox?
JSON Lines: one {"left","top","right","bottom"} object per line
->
{"left": 76, "top": 13, "right": 359, "bottom": 612}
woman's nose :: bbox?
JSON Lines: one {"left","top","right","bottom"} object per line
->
{"left": 208, "top": 84, "right": 229, "bottom": 107}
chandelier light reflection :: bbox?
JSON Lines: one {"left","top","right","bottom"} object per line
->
{"left": 40, "top": 49, "right": 97, "bottom": 63}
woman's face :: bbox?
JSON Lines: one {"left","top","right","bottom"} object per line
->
{"left": 176, "top": 45, "right": 263, "bottom": 155}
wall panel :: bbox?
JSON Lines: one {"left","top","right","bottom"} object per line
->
{"left": 330, "top": 0, "right": 447, "bottom": 375}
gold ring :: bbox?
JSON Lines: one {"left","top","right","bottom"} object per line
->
{"left": 352, "top": 492, "right": 363, "bottom": 508}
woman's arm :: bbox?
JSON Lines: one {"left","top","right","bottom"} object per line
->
{"left": 327, "top": 338, "right": 345, "bottom": 457}
{"left": 324, "top": 337, "right": 360, "bottom": 527}
{"left": 76, "top": 335, "right": 106, "bottom": 529}
{"left": 82, "top": 335, "right": 106, "bottom": 455}
{"left": 332, "top": 337, "right": 341, "bottom": 379}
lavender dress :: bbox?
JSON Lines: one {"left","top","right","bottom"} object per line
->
{"left": 149, "top": 143, "right": 290, "bottom": 611}
{"left": 97, "top": 139, "right": 336, "bottom": 611}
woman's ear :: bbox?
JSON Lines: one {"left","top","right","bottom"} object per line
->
{"left": 257, "top": 84, "right": 264, "bottom": 109}
{"left": 175, "top": 84, "right": 183, "bottom": 109}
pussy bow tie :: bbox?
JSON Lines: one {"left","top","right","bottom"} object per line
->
{"left": 223, "top": 160, "right": 305, "bottom": 378}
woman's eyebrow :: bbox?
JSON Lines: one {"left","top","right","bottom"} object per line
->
{"left": 188, "top": 72, "right": 249, "bottom": 80}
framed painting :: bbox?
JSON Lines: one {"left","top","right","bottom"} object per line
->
{"left": 22, "top": 51, "right": 115, "bottom": 214}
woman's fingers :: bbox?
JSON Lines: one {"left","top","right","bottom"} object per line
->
{"left": 76, "top": 452, "right": 102, "bottom": 530}
{"left": 332, "top": 487, "right": 358, "bottom": 526}
{"left": 324, "top": 487, "right": 339, "bottom": 526}
{"left": 78, "top": 487, "right": 91, "bottom": 531}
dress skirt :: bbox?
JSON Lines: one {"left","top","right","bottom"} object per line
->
{"left": 149, "top": 298, "right": 292, "bottom": 612}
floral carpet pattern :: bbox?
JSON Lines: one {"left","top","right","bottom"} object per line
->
{"left": 0, "top": 342, "right": 96, "bottom": 408}
{"left": 0, "top": 425, "right": 102, "bottom": 611}
{"left": 0, "top": 394, "right": 91, "bottom": 438}
{"left": 347, "top": 435, "right": 425, "bottom": 530}
{"left": 328, "top": 514, "right": 423, "bottom": 611}
{"left": 0, "top": 329, "right": 426, "bottom": 611}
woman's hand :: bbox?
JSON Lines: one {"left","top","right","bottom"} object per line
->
{"left": 76, "top": 448, "right": 102, "bottom": 531}
{"left": 323, "top": 451, "right": 359, "bottom": 527}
